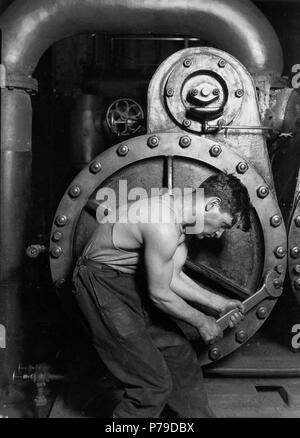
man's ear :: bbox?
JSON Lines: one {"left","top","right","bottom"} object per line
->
{"left": 205, "top": 197, "right": 221, "bottom": 211}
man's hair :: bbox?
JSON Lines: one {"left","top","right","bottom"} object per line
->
{"left": 200, "top": 173, "right": 252, "bottom": 232}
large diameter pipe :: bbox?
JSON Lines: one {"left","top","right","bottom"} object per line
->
{"left": 0, "top": 0, "right": 283, "bottom": 77}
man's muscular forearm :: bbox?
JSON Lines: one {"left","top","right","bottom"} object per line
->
{"left": 150, "top": 287, "right": 209, "bottom": 330}
{"left": 170, "top": 270, "right": 226, "bottom": 313}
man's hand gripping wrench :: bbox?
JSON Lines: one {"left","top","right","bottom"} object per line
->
{"left": 217, "top": 271, "right": 283, "bottom": 331}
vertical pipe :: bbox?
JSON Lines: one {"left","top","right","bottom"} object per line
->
{"left": 0, "top": 87, "right": 32, "bottom": 389}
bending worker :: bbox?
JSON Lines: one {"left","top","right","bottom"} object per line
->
{"left": 72, "top": 173, "right": 251, "bottom": 418}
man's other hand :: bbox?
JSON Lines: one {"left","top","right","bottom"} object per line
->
{"left": 197, "top": 315, "right": 223, "bottom": 345}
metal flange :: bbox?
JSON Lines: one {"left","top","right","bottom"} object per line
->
{"left": 50, "top": 133, "right": 287, "bottom": 365}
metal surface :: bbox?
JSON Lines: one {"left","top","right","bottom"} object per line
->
{"left": 0, "top": 0, "right": 283, "bottom": 77}
{"left": 148, "top": 47, "right": 276, "bottom": 191}
{"left": 70, "top": 94, "right": 106, "bottom": 170}
{"left": 49, "top": 133, "right": 286, "bottom": 365}
{"left": 288, "top": 197, "right": 300, "bottom": 306}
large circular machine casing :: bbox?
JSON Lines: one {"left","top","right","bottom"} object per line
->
{"left": 50, "top": 48, "right": 287, "bottom": 365}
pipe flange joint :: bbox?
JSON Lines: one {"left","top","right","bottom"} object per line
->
{"left": 5, "top": 73, "right": 38, "bottom": 93}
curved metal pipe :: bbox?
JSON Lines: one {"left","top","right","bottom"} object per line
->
{"left": 0, "top": 0, "right": 283, "bottom": 76}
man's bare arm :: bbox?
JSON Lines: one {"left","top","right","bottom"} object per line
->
{"left": 169, "top": 244, "right": 244, "bottom": 327}
{"left": 142, "top": 224, "right": 222, "bottom": 343}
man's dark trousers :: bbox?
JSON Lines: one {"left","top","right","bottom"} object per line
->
{"left": 72, "top": 256, "right": 214, "bottom": 418}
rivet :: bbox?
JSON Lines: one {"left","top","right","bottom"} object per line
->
{"left": 55, "top": 215, "right": 68, "bottom": 227}
{"left": 273, "top": 278, "right": 283, "bottom": 289}
{"left": 89, "top": 161, "right": 102, "bottom": 174}
{"left": 183, "top": 58, "right": 192, "bottom": 68}
{"left": 68, "top": 185, "right": 81, "bottom": 198}
{"left": 208, "top": 347, "right": 221, "bottom": 361}
{"left": 257, "top": 306, "right": 267, "bottom": 319}
{"left": 270, "top": 215, "right": 282, "bottom": 227}
{"left": 236, "top": 330, "right": 247, "bottom": 344}
{"left": 117, "top": 144, "right": 129, "bottom": 156}
{"left": 52, "top": 231, "right": 63, "bottom": 242}
{"left": 293, "top": 265, "right": 300, "bottom": 274}
{"left": 235, "top": 89, "right": 244, "bottom": 98}
{"left": 182, "top": 118, "right": 191, "bottom": 128}
{"left": 147, "top": 136, "right": 159, "bottom": 148}
{"left": 166, "top": 87, "right": 174, "bottom": 97}
{"left": 218, "top": 59, "right": 226, "bottom": 68}
{"left": 294, "top": 216, "right": 300, "bottom": 227}
{"left": 55, "top": 278, "right": 66, "bottom": 289}
{"left": 51, "top": 246, "right": 63, "bottom": 259}
{"left": 290, "top": 246, "right": 300, "bottom": 259}
{"left": 213, "top": 88, "right": 220, "bottom": 96}
{"left": 275, "top": 264, "right": 284, "bottom": 274}
{"left": 274, "top": 246, "right": 286, "bottom": 259}
{"left": 179, "top": 136, "right": 191, "bottom": 148}
{"left": 210, "top": 145, "right": 222, "bottom": 157}
{"left": 257, "top": 185, "right": 269, "bottom": 199}
{"left": 236, "top": 162, "right": 248, "bottom": 174}
{"left": 294, "top": 278, "right": 300, "bottom": 291}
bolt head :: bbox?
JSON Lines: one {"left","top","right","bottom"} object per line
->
{"left": 117, "top": 144, "right": 129, "bottom": 156}
{"left": 179, "top": 136, "right": 191, "bottom": 148}
{"left": 200, "top": 87, "right": 210, "bottom": 97}
{"left": 147, "top": 136, "right": 159, "bottom": 148}
{"left": 257, "top": 185, "right": 269, "bottom": 199}
{"left": 68, "top": 185, "right": 81, "bottom": 198}
{"left": 182, "top": 118, "right": 191, "bottom": 128}
{"left": 270, "top": 215, "right": 282, "bottom": 227}
{"left": 275, "top": 264, "right": 284, "bottom": 274}
{"left": 183, "top": 58, "right": 192, "bottom": 68}
{"left": 52, "top": 231, "right": 63, "bottom": 242}
{"left": 294, "top": 216, "right": 300, "bottom": 227}
{"left": 236, "top": 162, "right": 248, "bottom": 174}
{"left": 273, "top": 278, "right": 283, "bottom": 289}
{"left": 257, "top": 306, "right": 267, "bottom": 319}
{"left": 235, "top": 89, "right": 244, "bottom": 98}
{"left": 218, "top": 59, "right": 226, "bottom": 68}
{"left": 293, "top": 264, "right": 300, "bottom": 274}
{"left": 236, "top": 330, "right": 247, "bottom": 343}
{"left": 290, "top": 246, "right": 300, "bottom": 259}
{"left": 294, "top": 278, "right": 300, "bottom": 291}
{"left": 213, "top": 88, "right": 220, "bottom": 96}
{"left": 55, "top": 215, "right": 68, "bottom": 227}
{"left": 51, "top": 246, "right": 63, "bottom": 259}
{"left": 274, "top": 246, "right": 286, "bottom": 258}
{"left": 210, "top": 145, "right": 222, "bottom": 157}
{"left": 209, "top": 347, "right": 221, "bottom": 361}
{"left": 89, "top": 161, "right": 102, "bottom": 174}
{"left": 166, "top": 87, "right": 174, "bottom": 97}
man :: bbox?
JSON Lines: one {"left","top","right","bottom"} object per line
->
{"left": 72, "top": 173, "right": 251, "bottom": 418}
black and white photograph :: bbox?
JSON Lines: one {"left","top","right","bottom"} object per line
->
{"left": 0, "top": 0, "right": 300, "bottom": 422}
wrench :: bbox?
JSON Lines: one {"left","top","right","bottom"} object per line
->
{"left": 217, "top": 270, "right": 282, "bottom": 331}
